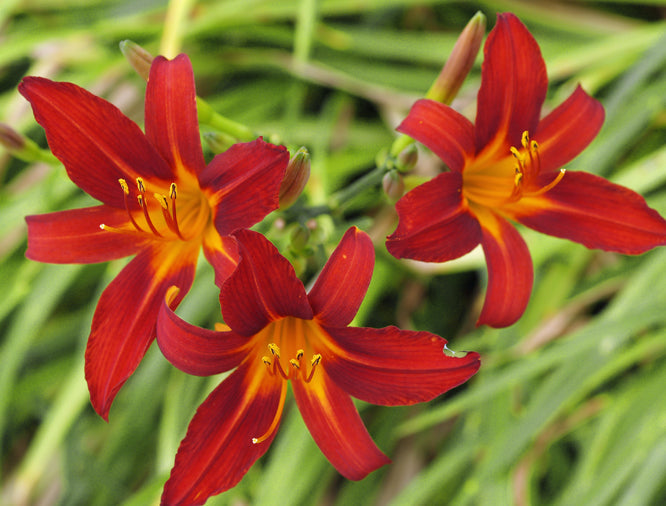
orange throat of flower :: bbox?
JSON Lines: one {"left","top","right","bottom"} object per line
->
{"left": 100, "top": 175, "right": 212, "bottom": 242}
{"left": 251, "top": 317, "right": 324, "bottom": 444}
{"left": 462, "top": 130, "right": 565, "bottom": 212}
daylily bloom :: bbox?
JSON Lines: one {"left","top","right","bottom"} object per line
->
{"left": 19, "top": 54, "right": 288, "bottom": 420}
{"left": 157, "top": 227, "right": 480, "bottom": 505}
{"left": 386, "top": 13, "right": 666, "bottom": 328}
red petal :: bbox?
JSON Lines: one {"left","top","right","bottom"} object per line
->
{"left": 162, "top": 362, "right": 284, "bottom": 506}
{"left": 25, "top": 206, "right": 143, "bottom": 263}
{"left": 221, "top": 229, "right": 312, "bottom": 336}
{"left": 396, "top": 99, "right": 474, "bottom": 172}
{"left": 201, "top": 138, "right": 289, "bottom": 235}
{"left": 145, "top": 55, "right": 206, "bottom": 178}
{"left": 475, "top": 13, "right": 548, "bottom": 153}
{"left": 386, "top": 172, "right": 482, "bottom": 262}
{"left": 85, "top": 243, "right": 198, "bottom": 420}
{"left": 535, "top": 86, "right": 605, "bottom": 172}
{"left": 322, "top": 326, "right": 480, "bottom": 405}
{"left": 202, "top": 229, "right": 240, "bottom": 287}
{"left": 513, "top": 171, "right": 666, "bottom": 253}
{"left": 156, "top": 287, "right": 250, "bottom": 376}
{"left": 18, "top": 77, "right": 172, "bottom": 207}
{"left": 308, "top": 227, "right": 374, "bottom": 327}
{"left": 476, "top": 209, "right": 533, "bottom": 327}
{"left": 292, "top": 370, "right": 390, "bottom": 480}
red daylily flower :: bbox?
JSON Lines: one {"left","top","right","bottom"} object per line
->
{"left": 157, "top": 227, "right": 480, "bottom": 505}
{"left": 386, "top": 13, "right": 666, "bottom": 328}
{"left": 19, "top": 54, "right": 288, "bottom": 420}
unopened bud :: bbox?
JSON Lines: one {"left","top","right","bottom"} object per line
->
{"left": 0, "top": 123, "right": 58, "bottom": 164}
{"left": 0, "top": 123, "right": 25, "bottom": 151}
{"left": 426, "top": 11, "right": 486, "bottom": 105}
{"left": 119, "top": 40, "right": 154, "bottom": 81}
{"left": 279, "top": 147, "right": 310, "bottom": 210}
{"left": 382, "top": 170, "right": 405, "bottom": 203}
{"left": 289, "top": 224, "right": 311, "bottom": 253}
{"left": 395, "top": 143, "right": 418, "bottom": 173}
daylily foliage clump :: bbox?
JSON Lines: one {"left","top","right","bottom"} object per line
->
{"left": 10, "top": 9, "right": 666, "bottom": 506}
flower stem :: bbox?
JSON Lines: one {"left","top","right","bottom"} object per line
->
{"left": 196, "top": 98, "right": 257, "bottom": 142}
{"left": 160, "top": 0, "right": 197, "bottom": 58}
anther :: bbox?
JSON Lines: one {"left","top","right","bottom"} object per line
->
{"left": 514, "top": 167, "right": 523, "bottom": 187}
{"left": 289, "top": 358, "right": 300, "bottom": 369}
{"left": 136, "top": 177, "right": 146, "bottom": 193}
{"left": 118, "top": 179, "right": 129, "bottom": 194}
{"left": 155, "top": 193, "right": 169, "bottom": 210}
{"left": 137, "top": 193, "right": 162, "bottom": 237}
{"left": 167, "top": 182, "right": 184, "bottom": 240}
{"left": 268, "top": 343, "right": 281, "bottom": 357}
{"left": 305, "top": 354, "right": 322, "bottom": 383}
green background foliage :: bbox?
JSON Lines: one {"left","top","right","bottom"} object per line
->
{"left": 1, "top": 1, "right": 665, "bottom": 504}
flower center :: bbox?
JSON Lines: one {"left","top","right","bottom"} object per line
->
{"left": 261, "top": 343, "right": 322, "bottom": 384}
{"left": 462, "top": 130, "right": 565, "bottom": 209}
{"left": 100, "top": 177, "right": 210, "bottom": 241}
{"left": 251, "top": 317, "right": 323, "bottom": 445}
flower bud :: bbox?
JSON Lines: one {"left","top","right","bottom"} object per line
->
{"left": 0, "top": 123, "right": 57, "bottom": 164}
{"left": 0, "top": 123, "right": 25, "bottom": 152}
{"left": 279, "top": 147, "right": 310, "bottom": 210}
{"left": 395, "top": 143, "right": 418, "bottom": 173}
{"left": 289, "top": 223, "right": 311, "bottom": 253}
{"left": 383, "top": 170, "right": 405, "bottom": 203}
{"left": 119, "top": 40, "right": 154, "bottom": 81}
{"left": 426, "top": 11, "right": 486, "bottom": 105}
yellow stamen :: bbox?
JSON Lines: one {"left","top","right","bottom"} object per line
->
{"left": 268, "top": 343, "right": 281, "bottom": 358}
{"left": 305, "top": 354, "right": 322, "bottom": 383}
{"left": 154, "top": 193, "right": 169, "bottom": 210}
{"left": 137, "top": 193, "right": 162, "bottom": 237}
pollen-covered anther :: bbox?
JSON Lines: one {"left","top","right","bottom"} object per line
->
{"left": 268, "top": 343, "right": 281, "bottom": 358}
{"left": 505, "top": 130, "right": 558, "bottom": 203}
{"left": 101, "top": 177, "right": 188, "bottom": 239}
{"left": 263, "top": 344, "right": 321, "bottom": 383}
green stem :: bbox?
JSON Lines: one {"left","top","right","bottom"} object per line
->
{"left": 160, "top": 0, "right": 197, "bottom": 58}
{"left": 196, "top": 98, "right": 257, "bottom": 142}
